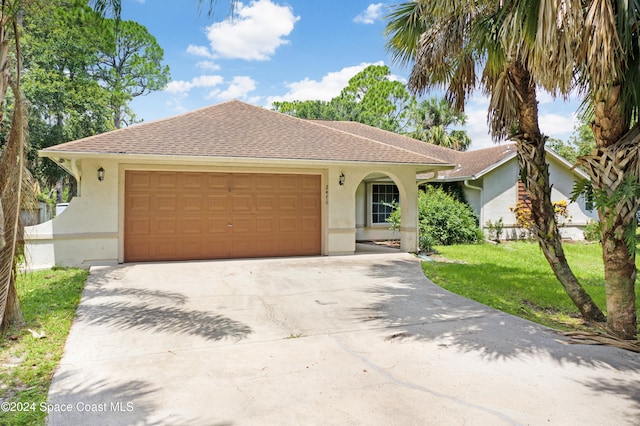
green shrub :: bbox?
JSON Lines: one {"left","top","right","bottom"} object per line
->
{"left": 583, "top": 220, "right": 601, "bottom": 242}
{"left": 387, "top": 186, "right": 484, "bottom": 252}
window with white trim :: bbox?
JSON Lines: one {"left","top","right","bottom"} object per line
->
{"left": 371, "top": 184, "right": 399, "bottom": 225}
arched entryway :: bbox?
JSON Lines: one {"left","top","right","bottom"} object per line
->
{"left": 353, "top": 171, "right": 416, "bottom": 253}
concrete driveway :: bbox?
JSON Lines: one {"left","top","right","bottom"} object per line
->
{"left": 47, "top": 252, "right": 640, "bottom": 425}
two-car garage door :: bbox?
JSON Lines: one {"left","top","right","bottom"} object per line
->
{"left": 124, "top": 171, "right": 321, "bottom": 262}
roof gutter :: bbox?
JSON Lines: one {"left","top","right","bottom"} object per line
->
{"left": 39, "top": 150, "right": 456, "bottom": 172}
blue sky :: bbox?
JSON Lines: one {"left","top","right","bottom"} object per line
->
{"left": 122, "top": 0, "right": 580, "bottom": 151}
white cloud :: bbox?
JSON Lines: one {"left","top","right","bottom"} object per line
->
{"left": 165, "top": 80, "right": 195, "bottom": 95}
{"left": 538, "top": 112, "right": 578, "bottom": 139}
{"left": 215, "top": 76, "right": 257, "bottom": 100}
{"left": 196, "top": 61, "right": 221, "bottom": 71}
{"left": 461, "top": 93, "right": 495, "bottom": 151}
{"left": 204, "top": 0, "right": 300, "bottom": 61}
{"left": 164, "top": 75, "right": 224, "bottom": 95}
{"left": 354, "top": 3, "right": 385, "bottom": 25}
{"left": 186, "top": 44, "right": 215, "bottom": 59}
{"left": 267, "top": 61, "right": 385, "bottom": 105}
{"left": 462, "top": 91, "right": 580, "bottom": 150}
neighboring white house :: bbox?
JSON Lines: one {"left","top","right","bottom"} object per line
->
{"left": 24, "top": 100, "right": 596, "bottom": 269}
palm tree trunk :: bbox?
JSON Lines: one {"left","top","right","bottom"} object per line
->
{"left": 579, "top": 88, "right": 638, "bottom": 339}
{"left": 510, "top": 63, "right": 605, "bottom": 322}
{"left": 0, "top": 9, "right": 25, "bottom": 332}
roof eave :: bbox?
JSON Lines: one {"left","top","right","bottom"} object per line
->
{"left": 39, "top": 150, "right": 455, "bottom": 172}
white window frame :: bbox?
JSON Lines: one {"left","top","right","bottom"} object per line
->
{"left": 367, "top": 183, "right": 400, "bottom": 227}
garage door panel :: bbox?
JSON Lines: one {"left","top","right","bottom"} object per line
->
{"left": 127, "top": 194, "right": 151, "bottom": 212}
{"left": 207, "top": 194, "right": 230, "bottom": 212}
{"left": 153, "top": 218, "right": 178, "bottom": 235}
{"left": 279, "top": 195, "right": 297, "bottom": 210}
{"left": 156, "top": 194, "right": 178, "bottom": 212}
{"left": 232, "top": 195, "right": 253, "bottom": 212}
{"left": 256, "top": 195, "right": 276, "bottom": 211}
{"left": 301, "top": 195, "right": 320, "bottom": 211}
{"left": 183, "top": 195, "right": 203, "bottom": 212}
{"left": 128, "top": 171, "right": 151, "bottom": 190}
{"left": 279, "top": 175, "right": 298, "bottom": 190}
{"left": 182, "top": 217, "right": 204, "bottom": 234}
{"left": 126, "top": 218, "right": 150, "bottom": 235}
{"left": 183, "top": 173, "right": 205, "bottom": 189}
{"left": 231, "top": 174, "right": 253, "bottom": 191}
{"left": 125, "top": 171, "right": 321, "bottom": 262}
{"left": 156, "top": 172, "right": 178, "bottom": 189}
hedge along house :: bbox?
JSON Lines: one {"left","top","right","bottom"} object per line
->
{"left": 24, "top": 100, "right": 452, "bottom": 269}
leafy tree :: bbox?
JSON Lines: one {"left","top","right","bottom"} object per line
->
{"left": 21, "top": 0, "right": 114, "bottom": 188}
{"left": 385, "top": 1, "right": 606, "bottom": 324}
{"left": 274, "top": 64, "right": 411, "bottom": 132}
{"left": 94, "top": 20, "right": 170, "bottom": 128}
{"left": 274, "top": 65, "right": 470, "bottom": 149}
{"left": 548, "top": 121, "right": 596, "bottom": 165}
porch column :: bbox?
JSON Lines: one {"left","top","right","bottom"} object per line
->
{"left": 398, "top": 172, "right": 419, "bottom": 253}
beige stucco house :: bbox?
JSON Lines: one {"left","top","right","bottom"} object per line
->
{"left": 24, "top": 100, "right": 597, "bottom": 269}
{"left": 24, "top": 100, "right": 453, "bottom": 269}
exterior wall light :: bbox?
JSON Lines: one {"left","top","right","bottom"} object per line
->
{"left": 98, "top": 167, "right": 105, "bottom": 182}
{"left": 339, "top": 172, "right": 345, "bottom": 186}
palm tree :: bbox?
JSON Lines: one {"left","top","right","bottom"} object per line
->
{"left": 385, "top": 1, "right": 606, "bottom": 323}
{"left": 406, "top": 97, "right": 471, "bottom": 151}
{"left": 0, "top": 1, "right": 31, "bottom": 331}
{"left": 497, "top": 0, "right": 640, "bottom": 338}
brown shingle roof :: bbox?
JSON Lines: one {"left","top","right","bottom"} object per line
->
{"left": 41, "top": 100, "right": 448, "bottom": 166}
{"left": 312, "top": 120, "right": 516, "bottom": 180}
{"left": 442, "top": 143, "right": 517, "bottom": 180}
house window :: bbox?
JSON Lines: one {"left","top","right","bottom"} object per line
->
{"left": 371, "top": 184, "right": 399, "bottom": 224}
{"left": 583, "top": 192, "right": 594, "bottom": 212}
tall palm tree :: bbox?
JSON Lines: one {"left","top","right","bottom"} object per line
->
{"left": 0, "top": 1, "right": 30, "bottom": 331}
{"left": 497, "top": 0, "right": 640, "bottom": 338}
{"left": 385, "top": 1, "right": 606, "bottom": 322}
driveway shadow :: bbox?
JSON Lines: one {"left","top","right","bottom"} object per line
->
{"left": 358, "top": 258, "right": 640, "bottom": 369}
{"left": 75, "top": 265, "right": 252, "bottom": 342}
{"left": 46, "top": 372, "right": 218, "bottom": 426}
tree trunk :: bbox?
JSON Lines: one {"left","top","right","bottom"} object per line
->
{"left": 517, "top": 140, "right": 606, "bottom": 321}
{"left": 509, "top": 62, "right": 606, "bottom": 322}
{"left": 1, "top": 271, "right": 22, "bottom": 330}
{"left": 579, "top": 86, "right": 638, "bottom": 338}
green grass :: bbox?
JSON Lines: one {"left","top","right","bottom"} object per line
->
{"left": 422, "top": 241, "right": 640, "bottom": 331}
{"left": 0, "top": 268, "right": 88, "bottom": 426}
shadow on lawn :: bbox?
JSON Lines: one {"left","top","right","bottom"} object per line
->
{"left": 74, "top": 266, "right": 252, "bottom": 342}
{"left": 358, "top": 258, "right": 640, "bottom": 370}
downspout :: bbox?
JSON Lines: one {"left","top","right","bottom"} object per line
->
{"left": 464, "top": 179, "right": 483, "bottom": 231}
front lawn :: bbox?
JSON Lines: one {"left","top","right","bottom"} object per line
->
{"left": 0, "top": 268, "right": 88, "bottom": 426}
{"left": 422, "top": 241, "right": 640, "bottom": 332}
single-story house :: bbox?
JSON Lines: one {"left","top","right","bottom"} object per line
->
{"left": 24, "top": 100, "right": 452, "bottom": 269}
{"left": 24, "top": 100, "right": 597, "bottom": 269}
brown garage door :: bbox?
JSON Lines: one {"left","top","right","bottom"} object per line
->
{"left": 124, "top": 171, "right": 321, "bottom": 262}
